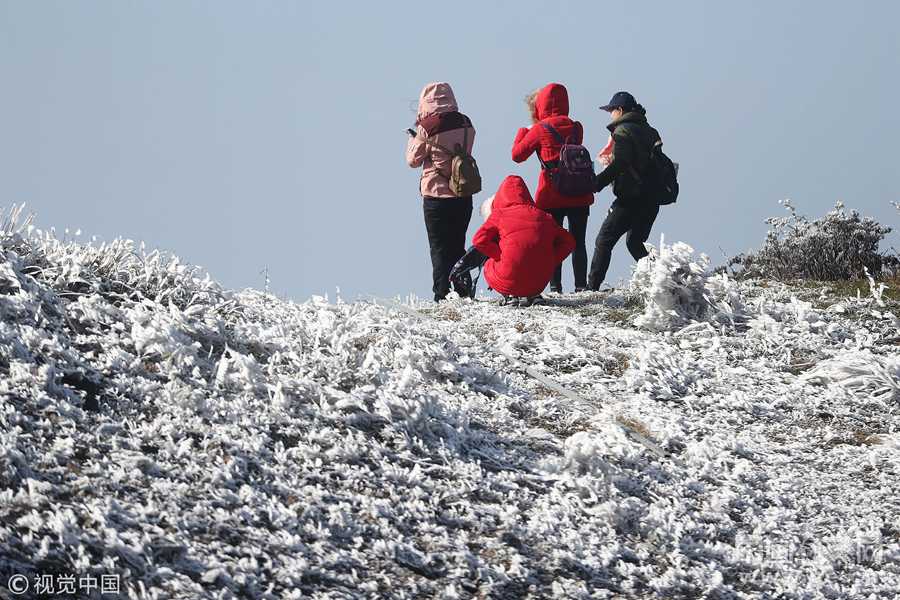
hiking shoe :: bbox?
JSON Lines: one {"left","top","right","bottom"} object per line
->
{"left": 574, "top": 286, "right": 588, "bottom": 293}
{"left": 549, "top": 285, "right": 562, "bottom": 294}
{"left": 499, "top": 295, "right": 517, "bottom": 306}
{"left": 519, "top": 295, "right": 543, "bottom": 307}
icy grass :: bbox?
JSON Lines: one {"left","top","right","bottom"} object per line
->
{"left": 1, "top": 215, "right": 899, "bottom": 598}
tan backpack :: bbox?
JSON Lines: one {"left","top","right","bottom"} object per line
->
{"left": 420, "top": 128, "right": 482, "bottom": 197}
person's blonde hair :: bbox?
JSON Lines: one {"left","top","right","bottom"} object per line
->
{"left": 480, "top": 195, "right": 494, "bottom": 221}
{"left": 525, "top": 89, "right": 540, "bottom": 124}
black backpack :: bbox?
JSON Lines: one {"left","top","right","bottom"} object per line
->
{"left": 536, "top": 123, "right": 595, "bottom": 197}
{"left": 621, "top": 128, "right": 679, "bottom": 205}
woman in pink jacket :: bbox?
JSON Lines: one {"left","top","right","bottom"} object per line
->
{"left": 406, "top": 82, "right": 476, "bottom": 302}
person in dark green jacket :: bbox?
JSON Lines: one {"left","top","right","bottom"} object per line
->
{"left": 587, "top": 91, "right": 663, "bottom": 291}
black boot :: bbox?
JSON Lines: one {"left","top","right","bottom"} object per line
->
{"left": 451, "top": 271, "right": 473, "bottom": 299}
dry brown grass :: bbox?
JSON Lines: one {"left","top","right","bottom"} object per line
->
{"left": 605, "top": 353, "right": 630, "bottom": 376}
{"left": 796, "top": 276, "right": 900, "bottom": 303}
{"left": 615, "top": 415, "right": 653, "bottom": 439}
{"left": 438, "top": 307, "right": 463, "bottom": 321}
{"left": 604, "top": 309, "right": 634, "bottom": 324}
{"left": 851, "top": 431, "right": 884, "bottom": 446}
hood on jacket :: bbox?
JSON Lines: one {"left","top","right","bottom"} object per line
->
{"left": 607, "top": 110, "right": 648, "bottom": 132}
{"left": 417, "top": 82, "right": 458, "bottom": 122}
{"left": 492, "top": 176, "right": 534, "bottom": 210}
{"left": 535, "top": 83, "right": 570, "bottom": 120}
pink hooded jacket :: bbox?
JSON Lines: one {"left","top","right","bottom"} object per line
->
{"left": 406, "top": 82, "right": 476, "bottom": 199}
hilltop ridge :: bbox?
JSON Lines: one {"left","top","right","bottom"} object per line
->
{"left": 1, "top": 210, "right": 899, "bottom": 598}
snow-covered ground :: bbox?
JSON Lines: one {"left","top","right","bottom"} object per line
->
{"left": 1, "top": 211, "right": 899, "bottom": 599}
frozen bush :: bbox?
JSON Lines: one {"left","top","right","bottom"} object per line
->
{"left": 629, "top": 238, "right": 744, "bottom": 331}
{"left": 730, "top": 200, "right": 895, "bottom": 280}
{"left": 0, "top": 204, "right": 226, "bottom": 310}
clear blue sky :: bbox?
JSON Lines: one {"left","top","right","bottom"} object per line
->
{"left": 1, "top": 1, "right": 898, "bottom": 300}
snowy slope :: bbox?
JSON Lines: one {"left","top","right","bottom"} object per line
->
{"left": 1, "top": 210, "right": 899, "bottom": 599}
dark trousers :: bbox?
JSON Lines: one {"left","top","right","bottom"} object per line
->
{"left": 588, "top": 199, "right": 659, "bottom": 290}
{"left": 423, "top": 196, "right": 473, "bottom": 301}
{"left": 548, "top": 206, "right": 590, "bottom": 291}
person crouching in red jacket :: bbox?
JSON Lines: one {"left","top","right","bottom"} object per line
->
{"left": 468, "top": 176, "right": 575, "bottom": 306}
{"left": 512, "top": 83, "right": 594, "bottom": 294}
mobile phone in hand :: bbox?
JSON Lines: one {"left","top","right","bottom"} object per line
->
{"left": 406, "top": 128, "right": 416, "bottom": 137}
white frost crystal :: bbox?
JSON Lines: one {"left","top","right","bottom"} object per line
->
{"left": 0, "top": 210, "right": 898, "bottom": 598}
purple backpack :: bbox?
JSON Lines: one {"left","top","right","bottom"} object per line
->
{"left": 537, "top": 123, "right": 595, "bottom": 196}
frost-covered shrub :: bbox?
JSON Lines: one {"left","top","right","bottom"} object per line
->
{"left": 629, "top": 239, "right": 744, "bottom": 331}
{"left": 888, "top": 201, "right": 900, "bottom": 278}
{"left": 0, "top": 204, "right": 225, "bottom": 310}
{"left": 731, "top": 200, "right": 895, "bottom": 280}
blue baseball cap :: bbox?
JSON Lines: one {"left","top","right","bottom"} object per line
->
{"left": 599, "top": 91, "right": 637, "bottom": 112}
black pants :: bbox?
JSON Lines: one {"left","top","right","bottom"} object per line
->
{"left": 423, "top": 196, "right": 473, "bottom": 301}
{"left": 588, "top": 199, "right": 659, "bottom": 290}
{"left": 548, "top": 206, "right": 589, "bottom": 291}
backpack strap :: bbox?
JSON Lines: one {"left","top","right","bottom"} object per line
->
{"left": 416, "top": 131, "right": 472, "bottom": 182}
{"left": 537, "top": 123, "right": 568, "bottom": 171}
{"left": 418, "top": 126, "right": 475, "bottom": 156}
{"left": 540, "top": 123, "right": 568, "bottom": 145}
{"left": 418, "top": 135, "right": 457, "bottom": 156}
{"left": 535, "top": 153, "right": 559, "bottom": 171}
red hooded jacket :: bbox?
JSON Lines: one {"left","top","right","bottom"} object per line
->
{"left": 511, "top": 83, "right": 595, "bottom": 211}
{"left": 473, "top": 176, "right": 576, "bottom": 297}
